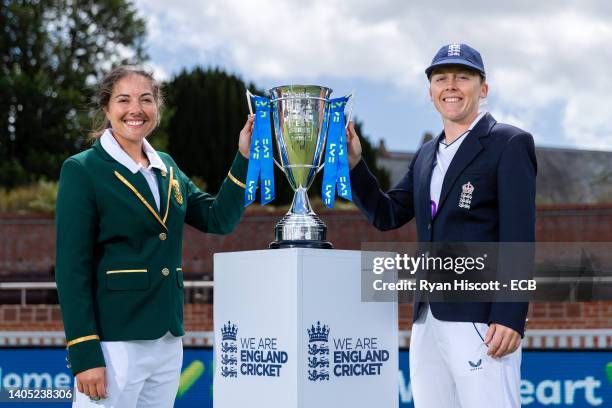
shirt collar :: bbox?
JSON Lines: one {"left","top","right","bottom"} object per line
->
{"left": 100, "top": 129, "right": 167, "bottom": 174}
{"left": 439, "top": 110, "right": 487, "bottom": 148}
{"left": 468, "top": 110, "right": 487, "bottom": 132}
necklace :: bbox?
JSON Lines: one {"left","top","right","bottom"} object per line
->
{"left": 442, "top": 129, "right": 469, "bottom": 147}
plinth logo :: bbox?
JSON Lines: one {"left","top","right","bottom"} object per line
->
{"left": 220, "top": 321, "right": 238, "bottom": 378}
{"left": 307, "top": 321, "right": 330, "bottom": 381}
{"left": 218, "top": 320, "right": 289, "bottom": 378}
{"left": 306, "top": 321, "right": 390, "bottom": 382}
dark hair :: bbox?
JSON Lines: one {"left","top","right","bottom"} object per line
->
{"left": 89, "top": 65, "right": 164, "bottom": 140}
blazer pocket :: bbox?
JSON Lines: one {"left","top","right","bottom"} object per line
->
{"left": 106, "top": 269, "right": 150, "bottom": 291}
{"left": 176, "top": 268, "right": 184, "bottom": 289}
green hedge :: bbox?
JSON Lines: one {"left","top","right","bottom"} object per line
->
{"left": 0, "top": 180, "right": 58, "bottom": 214}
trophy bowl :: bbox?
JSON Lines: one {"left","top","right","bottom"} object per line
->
{"left": 268, "top": 85, "right": 333, "bottom": 249}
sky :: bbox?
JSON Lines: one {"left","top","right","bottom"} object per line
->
{"left": 133, "top": 0, "right": 612, "bottom": 153}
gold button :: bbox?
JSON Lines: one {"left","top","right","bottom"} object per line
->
{"left": 162, "top": 268, "right": 170, "bottom": 277}
{"left": 159, "top": 232, "right": 167, "bottom": 241}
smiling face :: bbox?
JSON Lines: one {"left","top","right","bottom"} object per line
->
{"left": 104, "top": 73, "right": 158, "bottom": 143}
{"left": 429, "top": 66, "right": 488, "bottom": 126}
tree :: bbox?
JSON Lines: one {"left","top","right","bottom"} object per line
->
{"left": 0, "top": 0, "right": 146, "bottom": 188}
{"left": 164, "top": 67, "right": 267, "bottom": 192}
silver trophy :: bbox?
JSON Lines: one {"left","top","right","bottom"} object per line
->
{"left": 247, "top": 85, "right": 352, "bottom": 249}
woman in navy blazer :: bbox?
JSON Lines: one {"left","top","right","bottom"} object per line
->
{"left": 346, "top": 44, "right": 536, "bottom": 408}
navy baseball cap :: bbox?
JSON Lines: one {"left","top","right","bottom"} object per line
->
{"left": 425, "top": 43, "right": 486, "bottom": 79}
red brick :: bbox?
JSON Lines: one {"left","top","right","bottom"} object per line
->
{"left": 3, "top": 307, "right": 17, "bottom": 321}
{"left": 19, "top": 307, "right": 33, "bottom": 322}
{"left": 51, "top": 307, "right": 62, "bottom": 322}
{"left": 34, "top": 308, "right": 48, "bottom": 322}
{"left": 566, "top": 304, "right": 581, "bottom": 318}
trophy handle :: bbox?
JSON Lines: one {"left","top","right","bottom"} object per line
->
{"left": 245, "top": 90, "right": 286, "bottom": 174}
{"left": 345, "top": 90, "right": 355, "bottom": 129}
{"left": 245, "top": 89, "right": 256, "bottom": 115}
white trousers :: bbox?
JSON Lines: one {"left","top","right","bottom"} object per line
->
{"left": 410, "top": 305, "right": 521, "bottom": 408}
{"left": 73, "top": 332, "right": 183, "bottom": 408}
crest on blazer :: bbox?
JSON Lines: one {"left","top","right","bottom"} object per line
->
{"left": 458, "top": 182, "right": 474, "bottom": 209}
{"left": 171, "top": 178, "right": 183, "bottom": 205}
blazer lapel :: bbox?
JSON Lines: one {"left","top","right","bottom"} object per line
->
{"left": 434, "top": 114, "right": 495, "bottom": 217}
{"left": 114, "top": 169, "right": 168, "bottom": 230}
{"left": 155, "top": 164, "right": 173, "bottom": 225}
{"left": 93, "top": 140, "right": 168, "bottom": 230}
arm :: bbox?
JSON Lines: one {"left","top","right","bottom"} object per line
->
{"left": 182, "top": 115, "right": 253, "bottom": 234}
{"left": 487, "top": 132, "right": 537, "bottom": 355}
{"left": 346, "top": 121, "right": 417, "bottom": 231}
{"left": 181, "top": 152, "right": 248, "bottom": 234}
{"left": 350, "top": 154, "right": 419, "bottom": 231}
{"left": 55, "top": 159, "right": 105, "bottom": 375}
{"left": 497, "top": 132, "right": 536, "bottom": 242}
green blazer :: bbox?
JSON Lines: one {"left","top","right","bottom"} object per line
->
{"left": 55, "top": 138, "right": 248, "bottom": 375}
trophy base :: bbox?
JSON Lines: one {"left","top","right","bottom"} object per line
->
{"left": 270, "top": 187, "right": 333, "bottom": 249}
{"left": 269, "top": 240, "right": 333, "bottom": 249}
{"left": 271, "top": 212, "right": 332, "bottom": 249}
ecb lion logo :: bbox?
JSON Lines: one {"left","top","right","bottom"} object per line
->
{"left": 221, "top": 321, "right": 238, "bottom": 378}
{"left": 307, "top": 321, "right": 330, "bottom": 381}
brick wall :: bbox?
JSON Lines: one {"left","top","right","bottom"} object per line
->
{"left": 4, "top": 204, "right": 612, "bottom": 279}
{"left": 1, "top": 205, "right": 611, "bottom": 331}
{"left": 2, "top": 302, "right": 610, "bottom": 333}
{"left": 0, "top": 214, "right": 55, "bottom": 278}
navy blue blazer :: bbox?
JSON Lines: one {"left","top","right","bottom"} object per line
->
{"left": 350, "top": 113, "right": 536, "bottom": 336}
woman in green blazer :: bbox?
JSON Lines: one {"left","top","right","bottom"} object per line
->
{"left": 55, "top": 65, "right": 253, "bottom": 407}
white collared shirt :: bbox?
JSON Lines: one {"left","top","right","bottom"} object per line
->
{"left": 100, "top": 129, "right": 168, "bottom": 211}
{"left": 430, "top": 111, "right": 486, "bottom": 217}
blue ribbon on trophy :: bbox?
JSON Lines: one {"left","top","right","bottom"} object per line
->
{"left": 321, "top": 95, "right": 353, "bottom": 208}
{"left": 245, "top": 93, "right": 275, "bottom": 206}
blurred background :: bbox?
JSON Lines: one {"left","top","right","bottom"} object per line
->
{"left": 0, "top": 1, "right": 610, "bottom": 407}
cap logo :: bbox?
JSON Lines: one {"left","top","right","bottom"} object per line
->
{"left": 448, "top": 44, "right": 461, "bottom": 57}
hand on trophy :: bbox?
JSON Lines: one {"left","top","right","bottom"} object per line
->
{"left": 346, "top": 121, "right": 362, "bottom": 170}
{"left": 238, "top": 114, "right": 255, "bottom": 159}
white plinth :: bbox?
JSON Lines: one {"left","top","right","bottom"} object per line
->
{"left": 213, "top": 248, "right": 398, "bottom": 408}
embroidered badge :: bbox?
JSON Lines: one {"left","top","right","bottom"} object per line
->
{"left": 458, "top": 182, "right": 474, "bottom": 209}
{"left": 448, "top": 44, "right": 461, "bottom": 56}
{"left": 172, "top": 179, "right": 183, "bottom": 205}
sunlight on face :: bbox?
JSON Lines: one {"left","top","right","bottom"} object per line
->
{"left": 105, "top": 74, "right": 158, "bottom": 143}
{"left": 429, "top": 66, "right": 488, "bottom": 126}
